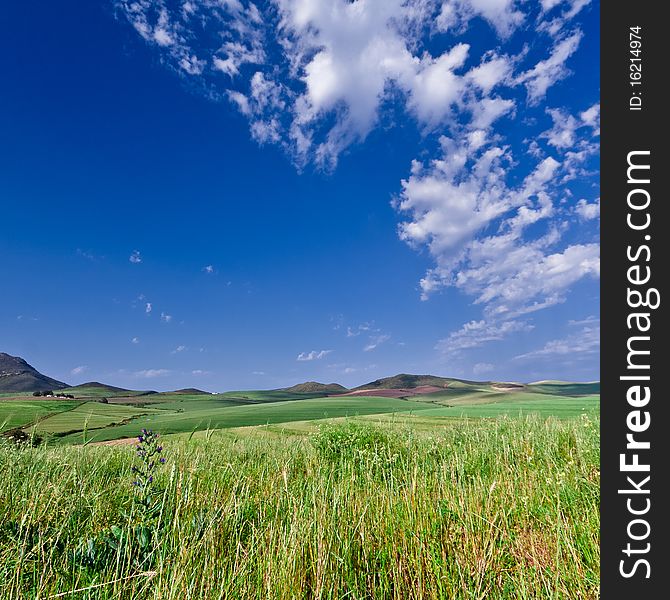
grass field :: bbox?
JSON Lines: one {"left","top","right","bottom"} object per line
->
{"left": 0, "top": 379, "right": 600, "bottom": 598}
{"left": 54, "top": 396, "right": 438, "bottom": 445}
{"left": 0, "top": 380, "right": 599, "bottom": 443}
{"left": 0, "top": 414, "right": 600, "bottom": 599}
{"left": 31, "top": 402, "right": 165, "bottom": 435}
{"left": 0, "top": 400, "right": 79, "bottom": 432}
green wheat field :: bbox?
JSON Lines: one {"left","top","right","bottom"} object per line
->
{"left": 0, "top": 381, "right": 600, "bottom": 599}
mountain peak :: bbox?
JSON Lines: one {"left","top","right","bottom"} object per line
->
{"left": 0, "top": 353, "right": 68, "bottom": 392}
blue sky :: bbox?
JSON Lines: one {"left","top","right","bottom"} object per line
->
{"left": 0, "top": 0, "right": 599, "bottom": 391}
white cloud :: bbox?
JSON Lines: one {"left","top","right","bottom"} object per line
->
{"left": 70, "top": 365, "right": 88, "bottom": 376}
{"left": 113, "top": 1, "right": 598, "bottom": 366}
{"left": 396, "top": 130, "right": 599, "bottom": 317}
{"left": 131, "top": 337, "right": 140, "bottom": 344}
{"left": 517, "top": 31, "right": 582, "bottom": 104}
{"left": 145, "top": 302, "right": 153, "bottom": 314}
{"left": 436, "top": 0, "right": 525, "bottom": 38}
{"left": 538, "top": 1, "right": 592, "bottom": 38}
{"left": 171, "top": 345, "right": 186, "bottom": 354}
{"left": 541, "top": 103, "right": 600, "bottom": 150}
{"left": 437, "top": 320, "right": 533, "bottom": 357}
{"left": 346, "top": 323, "right": 373, "bottom": 337}
{"left": 192, "top": 369, "right": 211, "bottom": 376}
{"left": 203, "top": 264, "right": 215, "bottom": 273}
{"left": 580, "top": 102, "right": 600, "bottom": 135}
{"left": 134, "top": 368, "right": 171, "bottom": 378}
{"left": 129, "top": 250, "right": 142, "bottom": 264}
{"left": 364, "top": 334, "right": 391, "bottom": 352}
{"left": 515, "top": 318, "right": 599, "bottom": 360}
{"left": 575, "top": 198, "right": 600, "bottom": 220}
{"left": 160, "top": 312, "right": 173, "bottom": 323}
{"left": 297, "top": 349, "right": 332, "bottom": 361}
{"left": 115, "top": 0, "right": 591, "bottom": 170}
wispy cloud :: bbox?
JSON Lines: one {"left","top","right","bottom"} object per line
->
{"left": 515, "top": 318, "right": 599, "bottom": 360}
{"left": 134, "top": 369, "right": 171, "bottom": 378}
{"left": 145, "top": 302, "right": 152, "bottom": 315}
{"left": 346, "top": 323, "right": 373, "bottom": 338}
{"left": 171, "top": 345, "right": 186, "bottom": 354}
{"left": 472, "top": 362, "right": 494, "bottom": 376}
{"left": 364, "top": 334, "right": 391, "bottom": 352}
{"left": 77, "top": 248, "right": 103, "bottom": 261}
{"left": 131, "top": 337, "right": 140, "bottom": 344}
{"left": 202, "top": 264, "right": 215, "bottom": 274}
{"left": 70, "top": 365, "right": 88, "bottom": 376}
{"left": 575, "top": 198, "right": 600, "bottom": 220}
{"left": 113, "top": 0, "right": 599, "bottom": 372}
{"left": 129, "top": 250, "right": 142, "bottom": 264}
{"left": 437, "top": 320, "right": 534, "bottom": 358}
{"left": 297, "top": 350, "right": 332, "bottom": 362}
{"left": 160, "top": 312, "right": 173, "bottom": 323}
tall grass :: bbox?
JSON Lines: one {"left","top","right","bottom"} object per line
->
{"left": 0, "top": 415, "right": 599, "bottom": 599}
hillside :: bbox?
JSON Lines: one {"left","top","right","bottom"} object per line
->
{"left": 0, "top": 353, "right": 68, "bottom": 392}
{"left": 281, "top": 381, "right": 349, "bottom": 394}
{"left": 169, "top": 388, "right": 211, "bottom": 395}
{"left": 60, "top": 382, "right": 156, "bottom": 398}
{"left": 354, "top": 374, "right": 482, "bottom": 391}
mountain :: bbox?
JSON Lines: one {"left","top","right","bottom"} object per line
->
{"left": 353, "top": 373, "right": 482, "bottom": 391}
{"left": 0, "top": 353, "right": 68, "bottom": 392}
{"left": 59, "top": 382, "right": 158, "bottom": 398}
{"left": 65, "top": 381, "right": 132, "bottom": 393}
{"left": 282, "top": 381, "right": 349, "bottom": 394}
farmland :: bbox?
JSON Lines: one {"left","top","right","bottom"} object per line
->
{"left": 0, "top": 379, "right": 599, "bottom": 445}
{"left": 0, "top": 378, "right": 600, "bottom": 598}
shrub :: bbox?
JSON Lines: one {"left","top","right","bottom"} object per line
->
{"left": 311, "top": 421, "right": 409, "bottom": 476}
{"left": 2, "top": 428, "right": 43, "bottom": 447}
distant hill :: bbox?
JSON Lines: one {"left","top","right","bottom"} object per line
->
{"left": 60, "top": 382, "right": 157, "bottom": 398}
{"left": 67, "top": 381, "right": 131, "bottom": 393}
{"left": 0, "top": 353, "right": 68, "bottom": 392}
{"left": 282, "top": 381, "right": 349, "bottom": 394}
{"left": 354, "top": 374, "right": 481, "bottom": 391}
{"left": 169, "top": 388, "right": 210, "bottom": 395}
{"left": 526, "top": 381, "right": 601, "bottom": 396}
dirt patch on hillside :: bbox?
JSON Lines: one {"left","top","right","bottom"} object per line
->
{"left": 89, "top": 437, "right": 137, "bottom": 447}
{"left": 329, "top": 386, "right": 445, "bottom": 399}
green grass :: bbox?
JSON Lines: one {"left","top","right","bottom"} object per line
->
{"left": 218, "top": 389, "right": 331, "bottom": 402}
{"left": 1, "top": 388, "right": 600, "bottom": 445}
{"left": 525, "top": 382, "right": 601, "bottom": 396}
{"left": 56, "top": 396, "right": 435, "bottom": 444}
{"left": 0, "top": 414, "right": 600, "bottom": 599}
{"left": 0, "top": 400, "right": 80, "bottom": 432}
{"left": 418, "top": 395, "right": 600, "bottom": 419}
{"left": 31, "top": 402, "right": 164, "bottom": 435}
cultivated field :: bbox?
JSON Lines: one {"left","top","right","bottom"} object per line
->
{"left": 0, "top": 380, "right": 600, "bottom": 598}
{"left": 0, "top": 380, "right": 599, "bottom": 445}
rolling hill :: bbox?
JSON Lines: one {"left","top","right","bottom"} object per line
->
{"left": 282, "top": 381, "right": 349, "bottom": 394}
{"left": 59, "top": 382, "right": 157, "bottom": 398}
{"left": 0, "top": 353, "right": 68, "bottom": 392}
{"left": 353, "top": 374, "right": 482, "bottom": 391}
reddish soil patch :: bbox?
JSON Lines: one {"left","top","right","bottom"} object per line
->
{"left": 89, "top": 437, "right": 137, "bottom": 447}
{"left": 329, "top": 385, "right": 445, "bottom": 399}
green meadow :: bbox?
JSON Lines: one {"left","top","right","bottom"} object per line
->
{"left": 0, "top": 381, "right": 600, "bottom": 598}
